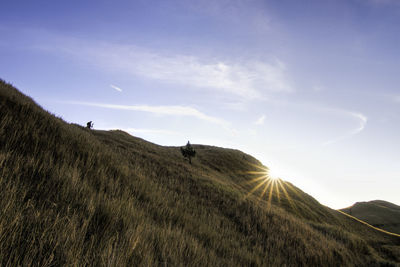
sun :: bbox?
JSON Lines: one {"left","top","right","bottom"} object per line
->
{"left": 267, "top": 167, "right": 282, "bottom": 181}
{"left": 246, "top": 165, "right": 279, "bottom": 181}
{"left": 244, "top": 164, "right": 297, "bottom": 210}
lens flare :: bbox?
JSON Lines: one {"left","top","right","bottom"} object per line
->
{"left": 244, "top": 164, "right": 297, "bottom": 211}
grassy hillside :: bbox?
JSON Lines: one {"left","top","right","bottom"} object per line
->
{"left": 341, "top": 200, "right": 400, "bottom": 235}
{"left": 1, "top": 79, "right": 399, "bottom": 266}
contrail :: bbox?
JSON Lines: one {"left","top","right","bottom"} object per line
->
{"left": 110, "top": 84, "right": 122, "bottom": 92}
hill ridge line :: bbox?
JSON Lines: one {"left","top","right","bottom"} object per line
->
{"left": 337, "top": 210, "right": 400, "bottom": 238}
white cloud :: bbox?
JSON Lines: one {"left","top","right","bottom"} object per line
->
{"left": 221, "top": 101, "right": 247, "bottom": 111}
{"left": 255, "top": 114, "right": 266, "bottom": 125}
{"left": 40, "top": 38, "right": 293, "bottom": 100}
{"left": 323, "top": 111, "right": 368, "bottom": 146}
{"left": 110, "top": 84, "right": 122, "bottom": 92}
{"left": 102, "top": 127, "right": 179, "bottom": 136}
{"left": 66, "top": 101, "right": 227, "bottom": 125}
{"left": 182, "top": 0, "right": 272, "bottom": 34}
{"left": 349, "top": 112, "right": 368, "bottom": 135}
{"left": 394, "top": 95, "right": 400, "bottom": 103}
{"left": 125, "top": 128, "right": 178, "bottom": 135}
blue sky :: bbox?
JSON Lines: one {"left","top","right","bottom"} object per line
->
{"left": 1, "top": 0, "right": 399, "bottom": 209}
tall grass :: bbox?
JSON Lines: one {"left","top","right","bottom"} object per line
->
{"left": 0, "top": 79, "right": 399, "bottom": 266}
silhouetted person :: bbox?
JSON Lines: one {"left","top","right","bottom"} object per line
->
{"left": 87, "top": 121, "right": 93, "bottom": 129}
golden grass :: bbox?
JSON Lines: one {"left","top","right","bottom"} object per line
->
{"left": 0, "top": 79, "right": 399, "bottom": 266}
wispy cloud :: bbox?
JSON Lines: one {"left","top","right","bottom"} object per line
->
{"left": 66, "top": 101, "right": 227, "bottom": 125}
{"left": 38, "top": 37, "right": 293, "bottom": 100}
{"left": 124, "top": 128, "right": 178, "bottom": 135}
{"left": 182, "top": 0, "right": 272, "bottom": 34}
{"left": 349, "top": 112, "right": 368, "bottom": 135}
{"left": 323, "top": 111, "right": 368, "bottom": 146}
{"left": 255, "top": 114, "right": 266, "bottom": 125}
{"left": 221, "top": 101, "right": 247, "bottom": 111}
{"left": 110, "top": 84, "right": 122, "bottom": 92}
{"left": 102, "top": 127, "right": 180, "bottom": 136}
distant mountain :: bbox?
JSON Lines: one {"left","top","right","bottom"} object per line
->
{"left": 341, "top": 200, "right": 400, "bottom": 235}
{"left": 1, "top": 79, "right": 399, "bottom": 266}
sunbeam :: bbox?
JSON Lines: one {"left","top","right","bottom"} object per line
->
{"left": 245, "top": 165, "right": 297, "bottom": 211}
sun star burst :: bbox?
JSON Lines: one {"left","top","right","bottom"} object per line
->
{"left": 244, "top": 164, "right": 296, "bottom": 211}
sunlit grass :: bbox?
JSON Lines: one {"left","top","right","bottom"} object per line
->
{"left": 1, "top": 79, "right": 399, "bottom": 266}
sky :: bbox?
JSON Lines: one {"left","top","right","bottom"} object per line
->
{"left": 1, "top": 0, "right": 399, "bottom": 209}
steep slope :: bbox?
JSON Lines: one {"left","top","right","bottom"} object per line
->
{"left": 341, "top": 200, "right": 400, "bottom": 235}
{"left": 0, "top": 79, "right": 399, "bottom": 266}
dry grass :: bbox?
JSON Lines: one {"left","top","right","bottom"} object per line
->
{"left": 0, "top": 79, "right": 399, "bottom": 266}
{"left": 341, "top": 200, "right": 400, "bottom": 235}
